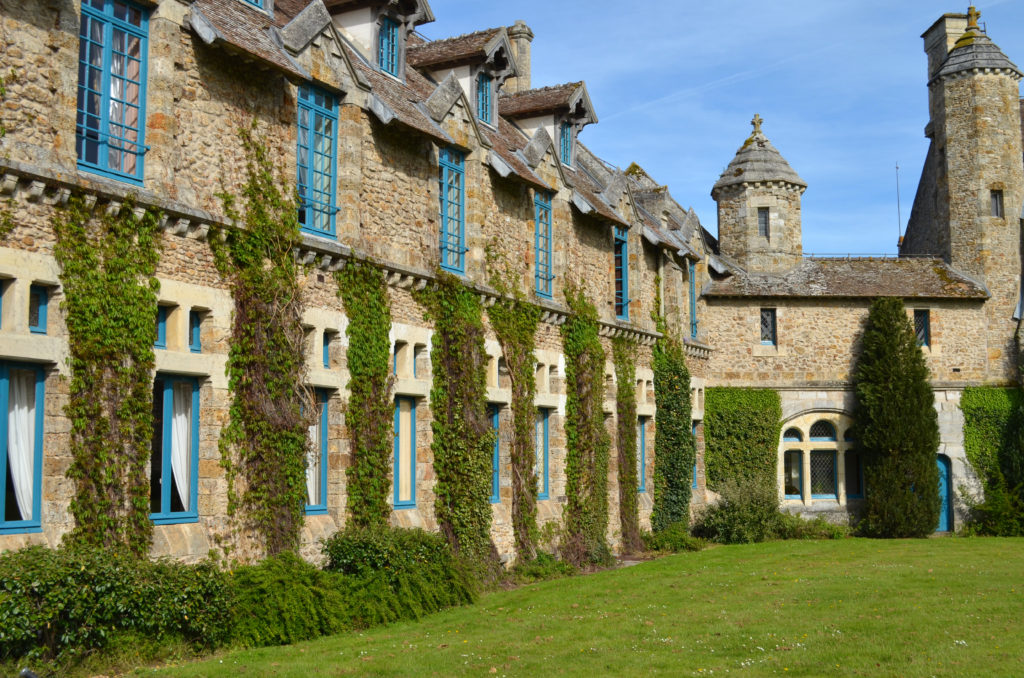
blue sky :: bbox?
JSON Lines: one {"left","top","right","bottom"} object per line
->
{"left": 418, "top": 1, "right": 1024, "bottom": 255}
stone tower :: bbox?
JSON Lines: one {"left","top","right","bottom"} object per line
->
{"left": 924, "top": 7, "right": 1023, "bottom": 381}
{"left": 712, "top": 115, "right": 807, "bottom": 273}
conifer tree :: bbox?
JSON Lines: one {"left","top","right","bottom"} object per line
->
{"left": 853, "top": 297, "right": 941, "bottom": 537}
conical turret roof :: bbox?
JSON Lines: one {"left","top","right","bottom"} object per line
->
{"left": 712, "top": 115, "right": 806, "bottom": 199}
{"left": 933, "top": 6, "right": 1022, "bottom": 82}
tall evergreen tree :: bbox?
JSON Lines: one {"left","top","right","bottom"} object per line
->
{"left": 853, "top": 297, "right": 941, "bottom": 537}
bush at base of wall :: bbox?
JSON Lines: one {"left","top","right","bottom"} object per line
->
{"left": 703, "top": 388, "right": 782, "bottom": 490}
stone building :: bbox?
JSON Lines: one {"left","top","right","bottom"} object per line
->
{"left": 0, "top": 1, "right": 1016, "bottom": 560}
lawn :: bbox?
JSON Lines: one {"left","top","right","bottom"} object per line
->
{"left": 145, "top": 538, "right": 1024, "bottom": 677}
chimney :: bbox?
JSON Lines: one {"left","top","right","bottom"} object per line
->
{"left": 922, "top": 12, "right": 969, "bottom": 81}
{"left": 505, "top": 20, "right": 533, "bottom": 93}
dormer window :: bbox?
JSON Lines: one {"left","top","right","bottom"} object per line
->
{"left": 240, "top": 0, "right": 263, "bottom": 8}
{"left": 560, "top": 121, "right": 572, "bottom": 166}
{"left": 477, "top": 72, "right": 493, "bottom": 125}
{"left": 378, "top": 16, "right": 400, "bottom": 76}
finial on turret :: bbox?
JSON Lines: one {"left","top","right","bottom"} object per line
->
{"left": 751, "top": 113, "right": 763, "bottom": 136}
{"left": 966, "top": 5, "right": 980, "bottom": 30}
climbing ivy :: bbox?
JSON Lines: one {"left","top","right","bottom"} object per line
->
{"left": 704, "top": 387, "right": 781, "bottom": 491}
{"left": 560, "top": 285, "right": 611, "bottom": 566}
{"left": 337, "top": 260, "right": 394, "bottom": 530}
{"left": 53, "top": 194, "right": 162, "bottom": 556}
{"left": 211, "top": 126, "right": 309, "bottom": 557}
{"left": 485, "top": 244, "right": 542, "bottom": 561}
{"left": 415, "top": 272, "right": 499, "bottom": 577}
{"left": 612, "top": 337, "right": 640, "bottom": 553}
{"left": 0, "top": 69, "right": 17, "bottom": 239}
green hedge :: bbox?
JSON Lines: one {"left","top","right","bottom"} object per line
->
{"left": 703, "top": 388, "right": 782, "bottom": 490}
{"left": 0, "top": 546, "right": 231, "bottom": 666}
{"left": 961, "top": 387, "right": 1021, "bottom": 484}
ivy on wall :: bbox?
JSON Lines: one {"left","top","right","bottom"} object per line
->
{"left": 650, "top": 336, "right": 695, "bottom": 532}
{"left": 416, "top": 272, "right": 499, "bottom": 576}
{"left": 486, "top": 247, "right": 542, "bottom": 561}
{"left": 961, "top": 387, "right": 1021, "bottom": 486}
{"left": 560, "top": 285, "right": 611, "bottom": 566}
{"left": 0, "top": 70, "right": 17, "bottom": 239}
{"left": 53, "top": 195, "right": 162, "bottom": 556}
{"left": 612, "top": 337, "right": 640, "bottom": 553}
{"left": 211, "top": 126, "right": 309, "bottom": 557}
{"left": 704, "top": 387, "right": 781, "bottom": 491}
{"left": 337, "top": 260, "right": 394, "bottom": 530}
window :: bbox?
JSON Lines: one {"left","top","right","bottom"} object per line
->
{"left": 783, "top": 427, "right": 803, "bottom": 442}
{"left": 393, "top": 396, "right": 416, "bottom": 509}
{"left": 150, "top": 375, "right": 199, "bottom": 523}
{"left": 306, "top": 389, "right": 328, "bottom": 514}
{"left": 76, "top": 0, "right": 149, "bottom": 183}
{"left": 297, "top": 85, "right": 338, "bottom": 237}
{"left": 783, "top": 450, "right": 802, "bottom": 499}
{"left": 241, "top": 0, "right": 263, "bottom": 7}
{"left": 438, "top": 148, "right": 466, "bottom": 274}
{"left": 614, "top": 226, "right": 629, "bottom": 320}
{"left": 559, "top": 121, "right": 572, "bottom": 165}
{"left": 760, "top": 308, "right": 776, "bottom": 346}
{"left": 810, "top": 450, "right": 837, "bottom": 498}
{"left": 535, "top": 408, "right": 550, "bottom": 500}
{"left": 378, "top": 16, "right": 399, "bottom": 76}
{"left": 188, "top": 310, "right": 201, "bottom": 353}
{"left": 688, "top": 260, "right": 698, "bottom": 339}
{"left": 476, "top": 72, "right": 492, "bottom": 124}
{"left": 489, "top": 405, "right": 500, "bottom": 504}
{"left": 991, "top": 189, "right": 1004, "bottom": 218}
{"left": 914, "top": 309, "right": 930, "bottom": 348}
{"left": 637, "top": 417, "right": 648, "bottom": 493}
{"left": 322, "top": 331, "right": 333, "bottom": 368}
{"left": 1, "top": 362, "right": 45, "bottom": 533}
{"left": 809, "top": 420, "right": 836, "bottom": 442}
{"left": 845, "top": 450, "right": 863, "bottom": 499}
{"left": 154, "top": 305, "right": 167, "bottom": 349}
{"left": 28, "top": 285, "right": 48, "bottom": 335}
{"left": 534, "top": 191, "right": 553, "bottom": 298}
{"left": 691, "top": 421, "right": 698, "bottom": 490}
{"left": 757, "top": 207, "right": 770, "bottom": 238}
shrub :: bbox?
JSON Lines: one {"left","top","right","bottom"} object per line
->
{"left": 510, "top": 552, "right": 576, "bottom": 583}
{"left": 853, "top": 297, "right": 940, "bottom": 538}
{"left": 961, "top": 477, "right": 1024, "bottom": 536}
{"left": 229, "top": 551, "right": 349, "bottom": 648}
{"left": 693, "top": 477, "right": 781, "bottom": 544}
{"left": 322, "top": 527, "right": 475, "bottom": 622}
{"left": 0, "top": 545, "right": 230, "bottom": 667}
{"left": 703, "top": 388, "right": 781, "bottom": 490}
{"left": 775, "top": 513, "right": 848, "bottom": 540}
{"left": 642, "top": 523, "right": 707, "bottom": 553}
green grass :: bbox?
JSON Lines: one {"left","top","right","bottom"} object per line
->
{"left": 144, "top": 538, "right": 1024, "bottom": 677}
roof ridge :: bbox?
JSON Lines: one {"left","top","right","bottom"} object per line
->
{"left": 408, "top": 26, "right": 502, "bottom": 48}
{"left": 499, "top": 81, "right": 583, "bottom": 99}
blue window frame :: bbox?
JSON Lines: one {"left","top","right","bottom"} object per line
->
{"left": 154, "top": 305, "right": 167, "bottom": 349}
{"left": 322, "top": 331, "right": 332, "bottom": 368}
{"left": 688, "top": 260, "right": 698, "bottom": 339}
{"left": 297, "top": 84, "right": 338, "bottom": 237}
{"left": 783, "top": 427, "right": 803, "bottom": 442}
{"left": 489, "top": 405, "right": 500, "bottom": 504}
{"left": 188, "top": 310, "right": 201, "bottom": 353}
{"left": 477, "top": 72, "right": 492, "bottom": 124}
{"left": 306, "top": 389, "right": 329, "bottom": 514}
{"left": 393, "top": 396, "right": 416, "bottom": 509}
{"left": 560, "top": 121, "right": 572, "bottom": 165}
{"left": 1, "top": 362, "right": 45, "bottom": 534}
{"left": 844, "top": 451, "right": 864, "bottom": 499}
{"left": 691, "top": 421, "right": 698, "bottom": 490}
{"left": 534, "top": 191, "right": 554, "bottom": 298}
{"left": 76, "top": 0, "right": 149, "bottom": 184}
{"left": 28, "top": 285, "right": 48, "bottom": 335}
{"left": 784, "top": 450, "right": 803, "bottom": 499}
{"left": 614, "top": 226, "right": 629, "bottom": 320}
{"left": 637, "top": 417, "right": 648, "bottom": 493}
{"left": 241, "top": 0, "right": 263, "bottom": 7}
{"left": 536, "top": 408, "right": 550, "bottom": 500}
{"left": 760, "top": 308, "right": 776, "bottom": 346}
{"left": 438, "top": 148, "right": 466, "bottom": 274}
{"left": 378, "top": 16, "right": 399, "bottom": 76}
{"left": 809, "top": 420, "right": 836, "bottom": 442}
{"left": 150, "top": 374, "right": 199, "bottom": 524}
{"left": 914, "top": 309, "right": 930, "bottom": 347}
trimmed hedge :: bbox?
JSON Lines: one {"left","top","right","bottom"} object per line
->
{"left": 961, "top": 387, "right": 1021, "bottom": 484}
{"left": 703, "top": 388, "right": 782, "bottom": 490}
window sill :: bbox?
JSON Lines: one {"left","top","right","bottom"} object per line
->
{"left": 305, "top": 506, "right": 329, "bottom": 516}
{"left": 151, "top": 513, "right": 199, "bottom": 525}
{"left": 0, "top": 524, "right": 43, "bottom": 535}
{"left": 77, "top": 162, "right": 144, "bottom": 187}
{"left": 393, "top": 503, "right": 417, "bottom": 511}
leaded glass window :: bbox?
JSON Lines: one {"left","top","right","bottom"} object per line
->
{"left": 810, "top": 450, "right": 836, "bottom": 498}
{"left": 914, "top": 309, "right": 930, "bottom": 347}
{"left": 760, "top": 308, "right": 776, "bottom": 345}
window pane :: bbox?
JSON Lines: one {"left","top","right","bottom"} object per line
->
{"left": 845, "top": 451, "right": 862, "bottom": 497}
{"left": 809, "top": 420, "right": 836, "bottom": 441}
{"left": 784, "top": 450, "right": 801, "bottom": 497}
{"left": 811, "top": 451, "right": 836, "bottom": 496}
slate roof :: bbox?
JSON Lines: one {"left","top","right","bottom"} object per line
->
{"left": 712, "top": 128, "right": 806, "bottom": 197}
{"left": 499, "top": 82, "right": 584, "bottom": 118}
{"left": 191, "top": 0, "right": 306, "bottom": 77}
{"left": 407, "top": 28, "right": 503, "bottom": 69}
{"left": 703, "top": 258, "right": 988, "bottom": 300}
{"left": 933, "top": 27, "right": 1022, "bottom": 82}
{"left": 486, "top": 118, "right": 550, "bottom": 189}
{"left": 570, "top": 163, "right": 629, "bottom": 226}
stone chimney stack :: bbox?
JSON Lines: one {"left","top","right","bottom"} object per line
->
{"left": 922, "top": 12, "right": 968, "bottom": 81}
{"left": 505, "top": 20, "right": 533, "bottom": 93}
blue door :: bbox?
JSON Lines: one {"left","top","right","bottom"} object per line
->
{"left": 936, "top": 455, "right": 951, "bottom": 532}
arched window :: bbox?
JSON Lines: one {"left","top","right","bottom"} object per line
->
{"left": 783, "top": 428, "right": 802, "bottom": 442}
{"left": 843, "top": 429, "right": 854, "bottom": 442}
{"left": 809, "top": 420, "right": 836, "bottom": 441}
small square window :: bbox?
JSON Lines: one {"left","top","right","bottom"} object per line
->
{"left": 991, "top": 190, "right": 1004, "bottom": 218}
{"left": 757, "top": 207, "right": 770, "bottom": 238}
{"left": 188, "top": 310, "right": 202, "bottom": 353}
{"left": 28, "top": 285, "right": 48, "bottom": 335}
{"left": 914, "top": 309, "right": 930, "bottom": 347}
{"left": 760, "top": 308, "right": 776, "bottom": 346}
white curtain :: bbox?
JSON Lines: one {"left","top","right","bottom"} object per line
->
{"left": 306, "top": 404, "right": 322, "bottom": 505}
{"left": 8, "top": 369, "right": 35, "bottom": 521}
{"left": 170, "top": 382, "right": 192, "bottom": 512}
